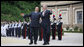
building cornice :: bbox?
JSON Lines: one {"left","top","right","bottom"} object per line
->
{"left": 41, "top": 1, "right": 83, "bottom": 7}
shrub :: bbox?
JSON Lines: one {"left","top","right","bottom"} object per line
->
{"left": 66, "top": 26, "right": 69, "bottom": 31}
{"left": 80, "top": 28, "right": 83, "bottom": 33}
{"left": 74, "top": 26, "right": 79, "bottom": 31}
{"left": 1, "top": 1, "right": 40, "bottom": 22}
{"left": 69, "top": 29, "right": 72, "bottom": 32}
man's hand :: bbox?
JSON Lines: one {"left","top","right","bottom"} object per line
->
{"left": 20, "top": 13, "right": 24, "bottom": 16}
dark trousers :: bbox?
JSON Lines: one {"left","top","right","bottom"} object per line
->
{"left": 11, "top": 28, "right": 14, "bottom": 36}
{"left": 17, "top": 27, "right": 21, "bottom": 37}
{"left": 42, "top": 25, "right": 50, "bottom": 43}
{"left": 9, "top": 28, "right": 11, "bottom": 36}
{"left": 27, "top": 27, "right": 30, "bottom": 39}
{"left": 6, "top": 29, "right": 9, "bottom": 36}
{"left": 15, "top": 28, "right": 18, "bottom": 37}
{"left": 38, "top": 27, "right": 42, "bottom": 40}
{"left": 30, "top": 27, "right": 39, "bottom": 43}
{"left": 57, "top": 28, "right": 61, "bottom": 40}
{"left": 22, "top": 27, "right": 27, "bottom": 39}
{"left": 21, "top": 29, "right": 23, "bottom": 36}
{"left": 51, "top": 28, "right": 56, "bottom": 39}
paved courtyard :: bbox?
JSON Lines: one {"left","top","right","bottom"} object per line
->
{"left": 1, "top": 33, "right": 83, "bottom": 46}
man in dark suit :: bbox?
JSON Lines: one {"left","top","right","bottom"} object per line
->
{"left": 41, "top": 5, "right": 52, "bottom": 45}
{"left": 21, "top": 7, "right": 41, "bottom": 45}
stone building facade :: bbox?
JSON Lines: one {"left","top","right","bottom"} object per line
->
{"left": 41, "top": 1, "right": 83, "bottom": 29}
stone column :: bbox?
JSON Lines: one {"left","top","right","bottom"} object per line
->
{"left": 69, "top": 5, "right": 73, "bottom": 27}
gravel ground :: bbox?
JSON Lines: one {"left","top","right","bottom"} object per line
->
{"left": 1, "top": 33, "right": 83, "bottom": 46}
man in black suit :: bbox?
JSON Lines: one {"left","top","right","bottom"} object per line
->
{"left": 21, "top": 7, "right": 41, "bottom": 45}
{"left": 41, "top": 5, "right": 52, "bottom": 45}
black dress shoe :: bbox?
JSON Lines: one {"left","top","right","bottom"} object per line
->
{"left": 29, "top": 42, "right": 33, "bottom": 45}
{"left": 34, "top": 42, "right": 37, "bottom": 44}
{"left": 58, "top": 39, "right": 61, "bottom": 40}
{"left": 47, "top": 42, "right": 49, "bottom": 45}
{"left": 43, "top": 43, "right": 47, "bottom": 45}
{"left": 52, "top": 38, "right": 55, "bottom": 40}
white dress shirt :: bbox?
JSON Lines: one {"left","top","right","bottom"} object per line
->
{"left": 18, "top": 22, "right": 21, "bottom": 28}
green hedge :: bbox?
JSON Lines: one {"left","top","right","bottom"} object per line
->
{"left": 1, "top": 1, "right": 40, "bottom": 22}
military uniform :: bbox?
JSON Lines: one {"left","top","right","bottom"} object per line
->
{"left": 57, "top": 14, "right": 63, "bottom": 40}
{"left": 11, "top": 23, "right": 14, "bottom": 36}
{"left": 15, "top": 22, "right": 18, "bottom": 37}
{"left": 6, "top": 24, "right": 9, "bottom": 36}
{"left": 57, "top": 21, "right": 63, "bottom": 40}
{"left": 17, "top": 22, "right": 21, "bottom": 37}
{"left": 1, "top": 25, "right": 6, "bottom": 36}
{"left": 27, "top": 22, "right": 30, "bottom": 39}
{"left": 9, "top": 23, "right": 12, "bottom": 36}
{"left": 22, "top": 21, "right": 27, "bottom": 39}
{"left": 51, "top": 19, "right": 57, "bottom": 40}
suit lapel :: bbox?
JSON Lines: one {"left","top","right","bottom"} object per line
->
{"left": 44, "top": 10, "right": 47, "bottom": 16}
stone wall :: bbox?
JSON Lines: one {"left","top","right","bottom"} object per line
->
{"left": 41, "top": 1, "right": 83, "bottom": 29}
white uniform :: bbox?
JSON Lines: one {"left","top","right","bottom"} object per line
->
{"left": 9, "top": 24, "right": 12, "bottom": 28}
{"left": 1, "top": 25, "right": 4, "bottom": 36}
{"left": 14, "top": 23, "right": 18, "bottom": 28}
{"left": 18, "top": 22, "right": 21, "bottom": 28}
{"left": 1, "top": 24, "right": 8, "bottom": 36}
{"left": 21, "top": 23, "right": 23, "bottom": 29}
{"left": 57, "top": 20, "right": 61, "bottom": 25}
{"left": 11, "top": 23, "right": 14, "bottom": 28}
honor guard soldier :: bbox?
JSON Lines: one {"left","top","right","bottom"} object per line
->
{"left": 9, "top": 22, "right": 12, "bottom": 36}
{"left": 13, "top": 21, "right": 16, "bottom": 37}
{"left": 14, "top": 21, "right": 16, "bottom": 37}
{"left": 6, "top": 22, "right": 10, "bottom": 36}
{"left": 51, "top": 18, "right": 57, "bottom": 40}
{"left": 11, "top": 21, "right": 14, "bottom": 37}
{"left": 22, "top": 20, "right": 27, "bottom": 39}
{"left": 15, "top": 21, "right": 18, "bottom": 37}
{"left": 17, "top": 20, "right": 21, "bottom": 37}
{"left": 1, "top": 23, "right": 6, "bottom": 36}
{"left": 57, "top": 14, "right": 63, "bottom": 40}
{"left": 27, "top": 22, "right": 30, "bottom": 39}
{"left": 21, "top": 22, "right": 23, "bottom": 37}
{"left": 1, "top": 24, "right": 4, "bottom": 36}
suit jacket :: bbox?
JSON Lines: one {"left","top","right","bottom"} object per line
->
{"left": 41, "top": 10, "right": 52, "bottom": 27}
{"left": 23, "top": 12, "right": 41, "bottom": 27}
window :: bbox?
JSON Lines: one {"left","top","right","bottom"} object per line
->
{"left": 77, "top": 11, "right": 82, "bottom": 24}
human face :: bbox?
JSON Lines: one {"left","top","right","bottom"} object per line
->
{"left": 42, "top": 5, "right": 47, "bottom": 11}
{"left": 35, "top": 7, "right": 39, "bottom": 12}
